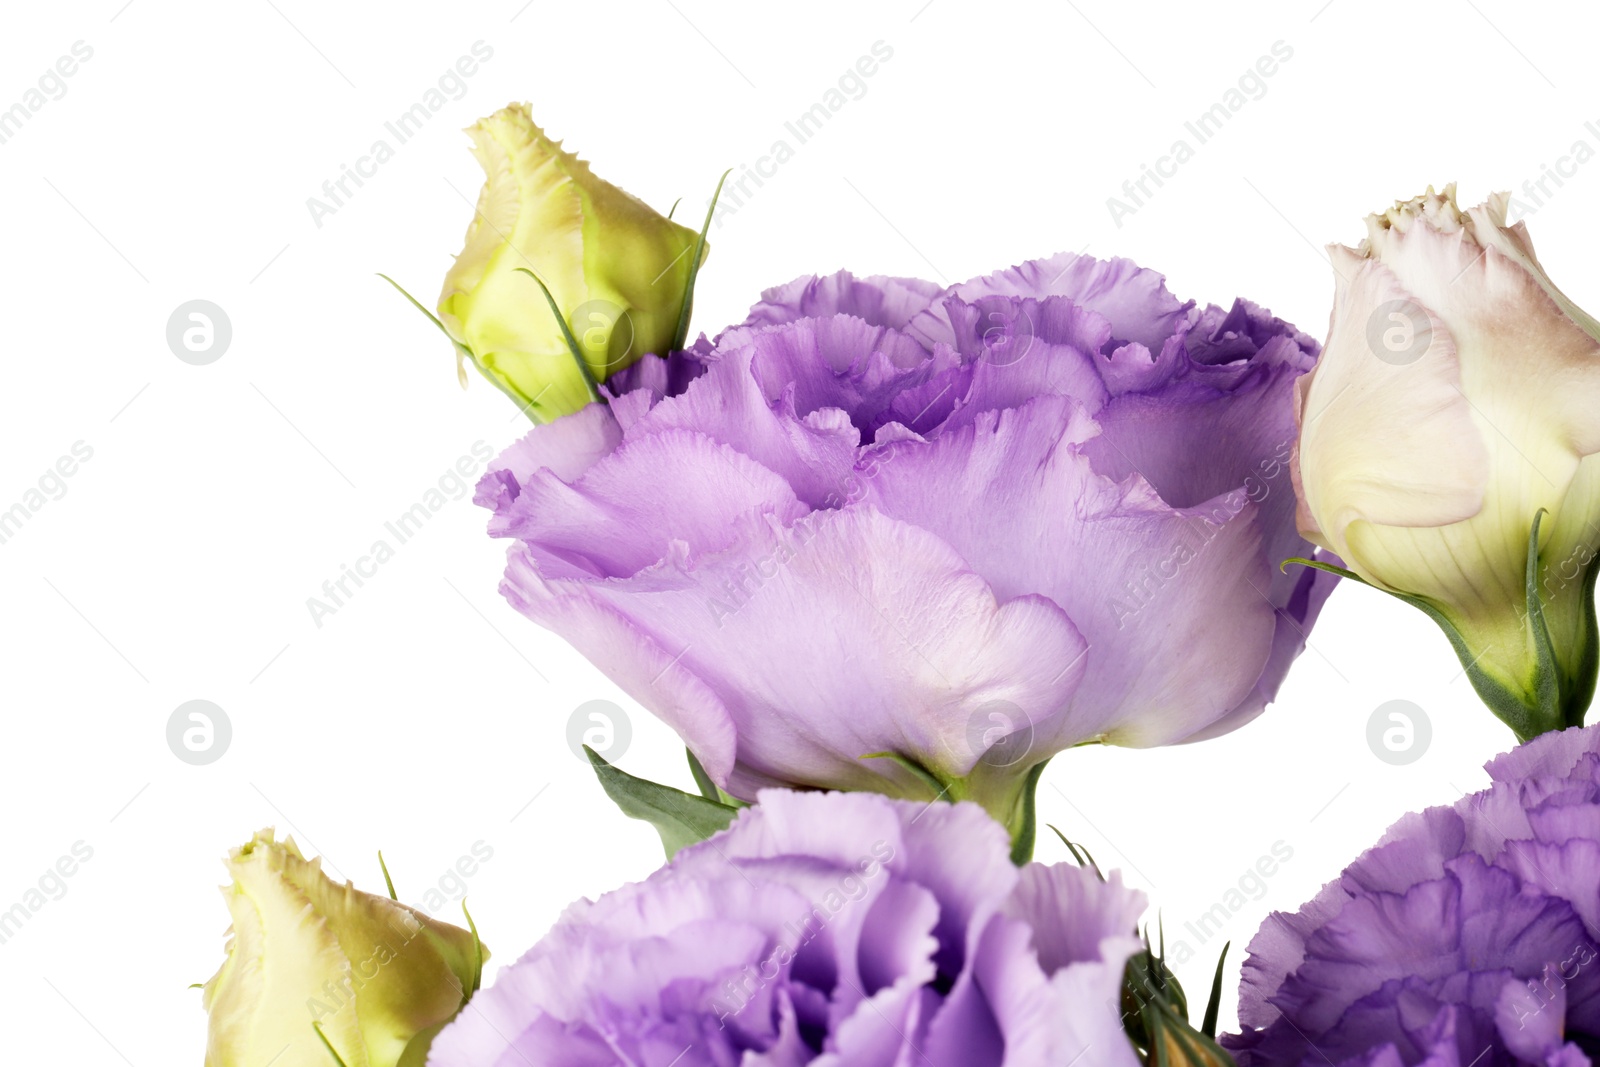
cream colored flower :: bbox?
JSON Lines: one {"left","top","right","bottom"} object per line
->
{"left": 1294, "top": 185, "right": 1600, "bottom": 737}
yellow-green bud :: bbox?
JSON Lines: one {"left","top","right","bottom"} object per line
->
{"left": 200, "top": 830, "right": 485, "bottom": 1067}
{"left": 437, "top": 103, "right": 704, "bottom": 421}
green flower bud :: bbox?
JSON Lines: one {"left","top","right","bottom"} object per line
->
{"left": 437, "top": 103, "right": 704, "bottom": 421}
{"left": 200, "top": 830, "right": 485, "bottom": 1067}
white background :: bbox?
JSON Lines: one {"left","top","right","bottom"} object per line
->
{"left": 1, "top": 0, "right": 1594, "bottom": 1061}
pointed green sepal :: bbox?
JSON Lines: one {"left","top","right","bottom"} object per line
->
{"left": 585, "top": 745, "right": 739, "bottom": 858}
{"left": 313, "top": 1021, "right": 353, "bottom": 1067}
{"left": 1280, "top": 556, "right": 1366, "bottom": 583}
{"left": 514, "top": 267, "right": 604, "bottom": 404}
{"left": 685, "top": 747, "right": 746, "bottom": 808}
{"left": 1006, "top": 760, "right": 1049, "bottom": 866}
{"left": 1379, "top": 514, "right": 1564, "bottom": 741}
{"left": 1122, "top": 946, "right": 1238, "bottom": 1065}
{"left": 1202, "top": 942, "right": 1230, "bottom": 1039}
{"left": 1567, "top": 554, "right": 1600, "bottom": 727}
{"left": 1287, "top": 516, "right": 1588, "bottom": 742}
{"left": 461, "top": 899, "right": 484, "bottom": 995}
{"left": 377, "top": 273, "right": 474, "bottom": 359}
{"left": 670, "top": 169, "right": 730, "bottom": 353}
{"left": 377, "top": 850, "right": 398, "bottom": 901}
{"left": 686, "top": 747, "right": 720, "bottom": 802}
{"left": 378, "top": 272, "right": 535, "bottom": 416}
{"left": 860, "top": 751, "right": 953, "bottom": 800}
{"left": 1049, "top": 824, "right": 1106, "bottom": 880}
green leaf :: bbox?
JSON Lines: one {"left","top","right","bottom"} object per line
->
{"left": 1007, "top": 760, "right": 1049, "bottom": 866}
{"left": 377, "top": 273, "right": 473, "bottom": 358}
{"left": 1567, "top": 550, "right": 1600, "bottom": 727}
{"left": 686, "top": 747, "right": 720, "bottom": 802}
{"left": 1121, "top": 947, "right": 1242, "bottom": 1065}
{"left": 585, "top": 745, "right": 739, "bottom": 858}
{"left": 1140, "top": 999, "right": 1238, "bottom": 1066}
{"left": 684, "top": 748, "right": 746, "bottom": 807}
{"left": 461, "top": 899, "right": 484, "bottom": 995}
{"left": 1048, "top": 824, "right": 1105, "bottom": 880}
{"left": 313, "top": 1021, "right": 352, "bottom": 1067}
{"left": 377, "top": 850, "right": 398, "bottom": 901}
{"left": 1399, "top": 584, "right": 1552, "bottom": 741}
{"left": 378, "top": 272, "right": 533, "bottom": 417}
{"left": 1202, "top": 942, "right": 1230, "bottom": 1039}
{"left": 1288, "top": 525, "right": 1578, "bottom": 743}
{"left": 513, "top": 267, "right": 604, "bottom": 404}
{"left": 1524, "top": 509, "right": 1563, "bottom": 725}
{"left": 670, "top": 169, "right": 731, "bottom": 353}
{"left": 1280, "top": 556, "right": 1365, "bottom": 583}
{"left": 1368, "top": 518, "right": 1561, "bottom": 742}
{"left": 860, "top": 751, "right": 951, "bottom": 799}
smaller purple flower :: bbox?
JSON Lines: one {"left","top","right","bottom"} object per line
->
{"left": 1225, "top": 723, "right": 1600, "bottom": 1066}
{"left": 426, "top": 790, "right": 1147, "bottom": 1066}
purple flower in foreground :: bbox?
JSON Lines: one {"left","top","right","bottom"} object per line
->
{"left": 1225, "top": 724, "right": 1600, "bottom": 1066}
{"left": 426, "top": 790, "right": 1146, "bottom": 1067}
{"left": 477, "top": 253, "right": 1333, "bottom": 831}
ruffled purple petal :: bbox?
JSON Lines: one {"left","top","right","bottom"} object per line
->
{"left": 502, "top": 506, "right": 1087, "bottom": 794}
{"left": 861, "top": 394, "right": 1278, "bottom": 746}
{"left": 746, "top": 270, "right": 946, "bottom": 331}
{"left": 908, "top": 253, "right": 1194, "bottom": 363}
{"left": 1229, "top": 725, "right": 1600, "bottom": 1066}
{"left": 429, "top": 791, "right": 1147, "bottom": 1067}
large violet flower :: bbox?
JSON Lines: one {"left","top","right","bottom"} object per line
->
{"left": 1225, "top": 723, "right": 1600, "bottom": 1065}
{"left": 477, "top": 253, "right": 1332, "bottom": 832}
{"left": 426, "top": 789, "right": 1146, "bottom": 1066}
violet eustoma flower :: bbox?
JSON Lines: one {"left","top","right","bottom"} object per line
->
{"left": 425, "top": 789, "right": 1146, "bottom": 1067}
{"left": 477, "top": 253, "right": 1333, "bottom": 834}
{"left": 1226, "top": 723, "right": 1600, "bottom": 1065}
